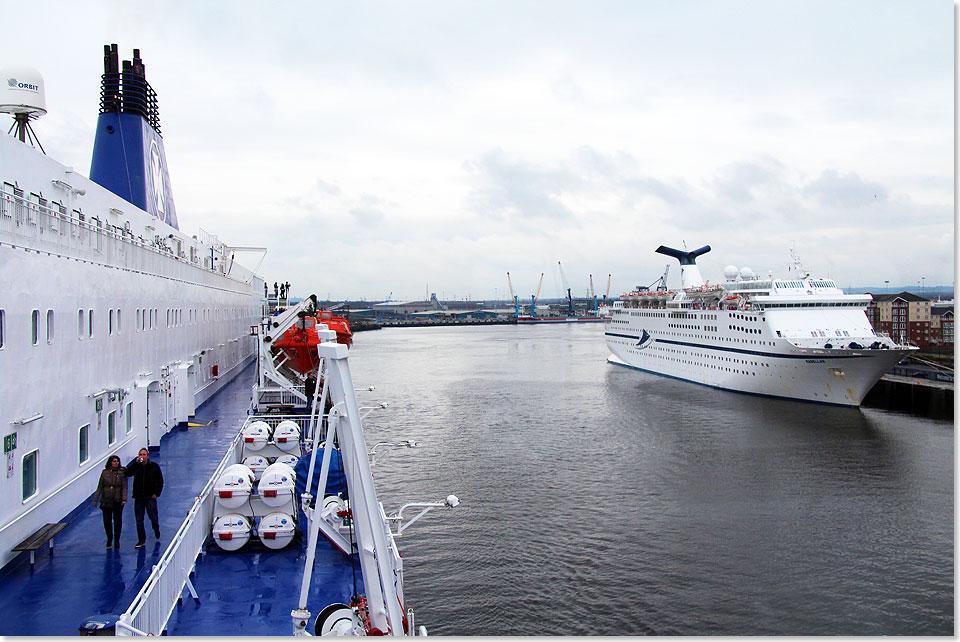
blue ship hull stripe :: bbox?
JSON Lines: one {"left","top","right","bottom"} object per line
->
{"left": 605, "top": 333, "right": 865, "bottom": 360}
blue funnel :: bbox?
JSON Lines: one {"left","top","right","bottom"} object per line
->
{"left": 89, "top": 44, "right": 178, "bottom": 230}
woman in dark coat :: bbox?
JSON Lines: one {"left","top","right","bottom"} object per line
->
{"left": 93, "top": 455, "right": 127, "bottom": 548}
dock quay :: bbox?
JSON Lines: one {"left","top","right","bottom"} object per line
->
{"left": 863, "top": 374, "right": 953, "bottom": 420}
{"left": 377, "top": 317, "right": 516, "bottom": 328}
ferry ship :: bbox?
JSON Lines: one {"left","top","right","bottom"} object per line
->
{"left": 605, "top": 244, "right": 914, "bottom": 406}
{"left": 0, "top": 45, "right": 453, "bottom": 637}
{"left": 0, "top": 45, "right": 266, "bottom": 570}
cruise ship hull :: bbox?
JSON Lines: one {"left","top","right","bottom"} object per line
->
{"left": 605, "top": 326, "right": 908, "bottom": 406}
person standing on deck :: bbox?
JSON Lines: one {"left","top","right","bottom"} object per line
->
{"left": 304, "top": 372, "right": 317, "bottom": 414}
{"left": 92, "top": 455, "right": 127, "bottom": 548}
{"left": 125, "top": 448, "right": 164, "bottom": 548}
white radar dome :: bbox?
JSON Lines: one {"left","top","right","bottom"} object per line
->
{"left": 0, "top": 66, "right": 47, "bottom": 117}
{"left": 739, "top": 267, "right": 755, "bottom": 280}
{"left": 723, "top": 266, "right": 739, "bottom": 281}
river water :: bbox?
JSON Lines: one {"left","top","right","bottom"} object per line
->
{"left": 347, "top": 323, "right": 953, "bottom": 636}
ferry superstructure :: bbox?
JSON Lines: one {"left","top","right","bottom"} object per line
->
{"left": 605, "top": 244, "right": 914, "bottom": 406}
{"left": 0, "top": 45, "right": 264, "bottom": 569}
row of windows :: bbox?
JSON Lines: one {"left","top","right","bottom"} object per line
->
{"left": 1, "top": 305, "right": 259, "bottom": 348}
{"left": 78, "top": 402, "right": 134, "bottom": 466}
{"left": 22, "top": 402, "right": 134, "bottom": 502}
{"left": 760, "top": 302, "right": 865, "bottom": 309}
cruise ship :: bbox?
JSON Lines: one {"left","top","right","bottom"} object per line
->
{"left": 0, "top": 45, "right": 264, "bottom": 570}
{"left": 605, "top": 244, "right": 914, "bottom": 406}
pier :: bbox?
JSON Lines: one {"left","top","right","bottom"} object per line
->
{"left": 863, "top": 374, "right": 953, "bottom": 420}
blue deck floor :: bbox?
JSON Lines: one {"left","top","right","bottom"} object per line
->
{"left": 0, "top": 362, "right": 360, "bottom": 636}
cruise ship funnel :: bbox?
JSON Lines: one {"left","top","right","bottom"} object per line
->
{"left": 656, "top": 244, "right": 711, "bottom": 289}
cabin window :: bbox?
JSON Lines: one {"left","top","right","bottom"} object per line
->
{"left": 136, "top": 309, "right": 141, "bottom": 332}
{"left": 117, "top": 309, "right": 122, "bottom": 334}
{"left": 109, "top": 309, "right": 114, "bottom": 335}
{"left": 88, "top": 310, "right": 94, "bottom": 338}
{"left": 78, "top": 309, "right": 85, "bottom": 339}
{"left": 22, "top": 449, "right": 38, "bottom": 501}
{"left": 125, "top": 401, "right": 133, "bottom": 433}
{"left": 31, "top": 310, "right": 39, "bottom": 345}
{"left": 0, "top": 309, "right": 5, "bottom": 348}
{"left": 46, "top": 310, "right": 54, "bottom": 343}
{"left": 107, "top": 411, "right": 117, "bottom": 445}
{"left": 79, "top": 424, "right": 90, "bottom": 465}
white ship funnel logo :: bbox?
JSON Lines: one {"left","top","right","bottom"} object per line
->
{"left": 150, "top": 140, "right": 165, "bottom": 217}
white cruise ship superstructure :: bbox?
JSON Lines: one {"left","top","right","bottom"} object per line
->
{"left": 0, "top": 45, "right": 264, "bottom": 569}
{"left": 605, "top": 244, "right": 914, "bottom": 406}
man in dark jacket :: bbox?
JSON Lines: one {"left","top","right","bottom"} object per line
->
{"left": 125, "top": 448, "right": 164, "bottom": 548}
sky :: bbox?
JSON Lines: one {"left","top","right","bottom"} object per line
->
{"left": 4, "top": 0, "right": 954, "bottom": 301}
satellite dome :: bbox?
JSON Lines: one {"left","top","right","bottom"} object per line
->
{"left": 739, "top": 267, "right": 755, "bottom": 280}
{"left": 0, "top": 66, "right": 46, "bottom": 118}
{"left": 723, "top": 265, "right": 739, "bottom": 281}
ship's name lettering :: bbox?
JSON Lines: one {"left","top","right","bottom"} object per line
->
{"left": 805, "top": 359, "right": 825, "bottom": 363}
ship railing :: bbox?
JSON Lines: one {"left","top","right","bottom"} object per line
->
{"left": 256, "top": 385, "right": 306, "bottom": 408}
{"left": 0, "top": 184, "right": 257, "bottom": 290}
{"left": 117, "top": 428, "right": 246, "bottom": 636}
{"left": 117, "top": 414, "right": 319, "bottom": 635}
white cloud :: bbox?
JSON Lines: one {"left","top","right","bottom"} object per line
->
{"left": 5, "top": 0, "right": 953, "bottom": 299}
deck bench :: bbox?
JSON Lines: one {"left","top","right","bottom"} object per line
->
{"left": 12, "top": 522, "right": 68, "bottom": 567}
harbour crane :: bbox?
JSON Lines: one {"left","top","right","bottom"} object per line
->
{"left": 557, "top": 261, "right": 574, "bottom": 317}
{"left": 589, "top": 274, "right": 597, "bottom": 313}
{"left": 530, "top": 272, "right": 544, "bottom": 318}
{"left": 603, "top": 274, "right": 611, "bottom": 303}
{"left": 506, "top": 272, "right": 519, "bottom": 317}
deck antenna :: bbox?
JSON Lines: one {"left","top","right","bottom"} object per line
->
{"left": 1, "top": 65, "right": 47, "bottom": 153}
{"left": 788, "top": 245, "right": 809, "bottom": 279}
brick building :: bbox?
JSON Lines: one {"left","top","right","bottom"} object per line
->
{"left": 865, "top": 292, "right": 953, "bottom": 349}
{"left": 865, "top": 291, "right": 929, "bottom": 346}
{"left": 930, "top": 301, "right": 954, "bottom": 348}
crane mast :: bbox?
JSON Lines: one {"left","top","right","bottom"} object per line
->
{"left": 531, "top": 272, "right": 544, "bottom": 318}
{"left": 558, "top": 261, "right": 574, "bottom": 316}
{"left": 506, "top": 272, "right": 519, "bottom": 317}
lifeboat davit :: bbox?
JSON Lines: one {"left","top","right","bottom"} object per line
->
{"left": 272, "top": 312, "right": 353, "bottom": 375}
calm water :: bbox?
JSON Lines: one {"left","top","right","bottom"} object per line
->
{"left": 347, "top": 324, "right": 953, "bottom": 636}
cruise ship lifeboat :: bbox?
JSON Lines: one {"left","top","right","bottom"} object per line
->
{"left": 271, "top": 313, "right": 353, "bottom": 376}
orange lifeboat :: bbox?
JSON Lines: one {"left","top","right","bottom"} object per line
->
{"left": 271, "top": 312, "right": 353, "bottom": 375}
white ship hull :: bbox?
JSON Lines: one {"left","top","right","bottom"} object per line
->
{"left": 605, "top": 317, "right": 906, "bottom": 406}
{"left": 606, "top": 244, "right": 915, "bottom": 406}
{"left": 0, "top": 133, "right": 263, "bottom": 569}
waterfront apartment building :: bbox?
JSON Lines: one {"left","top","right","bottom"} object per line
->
{"left": 865, "top": 292, "right": 953, "bottom": 349}
{"left": 930, "top": 301, "right": 955, "bottom": 348}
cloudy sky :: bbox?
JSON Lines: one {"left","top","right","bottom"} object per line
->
{"left": 6, "top": 0, "right": 954, "bottom": 301}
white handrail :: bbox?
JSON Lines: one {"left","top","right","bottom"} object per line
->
{"left": 117, "top": 430, "right": 245, "bottom": 635}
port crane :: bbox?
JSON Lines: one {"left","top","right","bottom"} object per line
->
{"left": 506, "top": 272, "right": 519, "bottom": 317}
{"left": 530, "top": 272, "right": 544, "bottom": 318}
{"left": 557, "top": 261, "right": 575, "bottom": 316}
{"left": 638, "top": 265, "right": 670, "bottom": 292}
